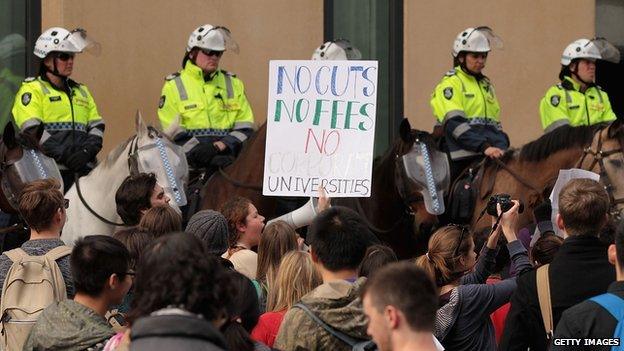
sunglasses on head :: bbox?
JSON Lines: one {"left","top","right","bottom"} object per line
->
{"left": 200, "top": 49, "right": 223, "bottom": 57}
{"left": 56, "top": 52, "right": 75, "bottom": 61}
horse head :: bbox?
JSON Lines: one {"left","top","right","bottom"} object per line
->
{"left": 392, "top": 118, "right": 445, "bottom": 235}
{"left": 579, "top": 119, "right": 624, "bottom": 220}
{"left": 133, "top": 112, "right": 189, "bottom": 210}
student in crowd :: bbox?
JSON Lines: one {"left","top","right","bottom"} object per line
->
{"left": 221, "top": 196, "right": 265, "bottom": 279}
{"left": 115, "top": 172, "right": 170, "bottom": 226}
{"left": 362, "top": 262, "right": 440, "bottom": 351}
{"left": 137, "top": 204, "right": 182, "bottom": 238}
{"left": 186, "top": 209, "right": 229, "bottom": 256}
{"left": 0, "top": 179, "right": 73, "bottom": 296}
{"left": 274, "top": 206, "right": 379, "bottom": 351}
{"left": 221, "top": 271, "right": 271, "bottom": 351}
{"left": 24, "top": 235, "right": 132, "bottom": 351}
{"left": 256, "top": 220, "right": 299, "bottom": 310}
{"left": 111, "top": 228, "right": 153, "bottom": 314}
{"left": 124, "top": 233, "right": 233, "bottom": 351}
{"left": 252, "top": 251, "right": 322, "bottom": 347}
{"left": 416, "top": 201, "right": 531, "bottom": 351}
{"left": 530, "top": 233, "right": 564, "bottom": 267}
{"left": 500, "top": 179, "right": 615, "bottom": 351}
{"left": 358, "top": 244, "right": 398, "bottom": 278}
{"left": 552, "top": 220, "right": 624, "bottom": 350}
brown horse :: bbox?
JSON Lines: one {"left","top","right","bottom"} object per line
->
{"left": 201, "top": 119, "right": 436, "bottom": 258}
{"left": 469, "top": 120, "right": 624, "bottom": 234}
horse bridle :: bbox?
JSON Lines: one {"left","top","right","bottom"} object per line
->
{"left": 75, "top": 126, "right": 163, "bottom": 227}
{"left": 577, "top": 125, "right": 624, "bottom": 219}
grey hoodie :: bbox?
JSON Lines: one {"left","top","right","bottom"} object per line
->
{"left": 23, "top": 299, "right": 113, "bottom": 351}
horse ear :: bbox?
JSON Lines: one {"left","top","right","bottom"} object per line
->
{"left": 135, "top": 110, "right": 148, "bottom": 138}
{"left": 2, "top": 123, "right": 17, "bottom": 149}
{"left": 162, "top": 115, "right": 183, "bottom": 141}
{"left": 399, "top": 118, "right": 413, "bottom": 143}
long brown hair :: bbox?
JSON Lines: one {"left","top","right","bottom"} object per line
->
{"left": 256, "top": 221, "right": 298, "bottom": 291}
{"left": 266, "top": 251, "right": 321, "bottom": 312}
{"left": 220, "top": 196, "right": 252, "bottom": 252}
{"left": 415, "top": 225, "right": 473, "bottom": 287}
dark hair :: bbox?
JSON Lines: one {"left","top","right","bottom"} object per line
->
{"left": 616, "top": 221, "right": 624, "bottom": 270}
{"left": 115, "top": 173, "right": 157, "bottom": 225}
{"left": 71, "top": 235, "right": 130, "bottom": 296}
{"left": 308, "top": 206, "right": 378, "bottom": 272}
{"left": 138, "top": 205, "right": 182, "bottom": 238}
{"left": 362, "top": 262, "right": 437, "bottom": 332}
{"left": 558, "top": 64, "right": 572, "bottom": 81}
{"left": 221, "top": 271, "right": 260, "bottom": 351}
{"left": 220, "top": 196, "right": 253, "bottom": 248}
{"left": 358, "top": 244, "right": 398, "bottom": 278}
{"left": 128, "top": 233, "right": 233, "bottom": 324}
{"left": 558, "top": 178, "right": 609, "bottom": 235}
{"left": 415, "top": 225, "right": 474, "bottom": 287}
{"left": 18, "top": 178, "right": 64, "bottom": 232}
{"left": 112, "top": 228, "right": 153, "bottom": 270}
{"left": 530, "top": 234, "right": 564, "bottom": 267}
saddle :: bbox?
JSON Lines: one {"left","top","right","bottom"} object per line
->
{"left": 447, "top": 159, "right": 487, "bottom": 224}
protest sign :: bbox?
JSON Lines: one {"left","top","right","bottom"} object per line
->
{"left": 263, "top": 60, "right": 378, "bottom": 197}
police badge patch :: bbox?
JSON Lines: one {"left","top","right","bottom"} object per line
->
{"left": 158, "top": 95, "right": 166, "bottom": 109}
{"left": 21, "top": 92, "right": 31, "bottom": 106}
{"left": 550, "top": 95, "right": 560, "bottom": 107}
{"left": 443, "top": 87, "right": 453, "bottom": 100}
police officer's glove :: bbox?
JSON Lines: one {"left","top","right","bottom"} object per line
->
{"left": 533, "top": 199, "right": 554, "bottom": 234}
{"left": 188, "top": 143, "right": 219, "bottom": 169}
{"left": 65, "top": 149, "right": 91, "bottom": 172}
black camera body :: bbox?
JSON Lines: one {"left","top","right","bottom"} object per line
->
{"left": 486, "top": 194, "right": 524, "bottom": 216}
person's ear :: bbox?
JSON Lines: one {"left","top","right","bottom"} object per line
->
{"left": 556, "top": 213, "right": 565, "bottom": 232}
{"left": 385, "top": 306, "right": 400, "bottom": 329}
{"left": 609, "top": 244, "right": 617, "bottom": 266}
{"left": 235, "top": 221, "right": 247, "bottom": 234}
{"left": 108, "top": 274, "right": 119, "bottom": 290}
{"left": 309, "top": 247, "right": 319, "bottom": 263}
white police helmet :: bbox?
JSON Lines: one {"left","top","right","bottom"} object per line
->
{"left": 34, "top": 27, "right": 94, "bottom": 59}
{"left": 560, "top": 38, "right": 621, "bottom": 66}
{"left": 186, "top": 24, "right": 239, "bottom": 53}
{"left": 452, "top": 26, "right": 502, "bottom": 57}
{"left": 311, "top": 39, "right": 362, "bottom": 60}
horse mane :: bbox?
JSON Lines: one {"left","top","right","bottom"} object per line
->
{"left": 518, "top": 125, "right": 597, "bottom": 162}
{"left": 100, "top": 136, "right": 133, "bottom": 169}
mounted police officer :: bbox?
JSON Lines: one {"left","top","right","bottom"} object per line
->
{"left": 430, "top": 26, "right": 509, "bottom": 178}
{"left": 11, "top": 27, "right": 104, "bottom": 191}
{"left": 539, "top": 38, "right": 620, "bottom": 133}
{"left": 158, "top": 24, "right": 254, "bottom": 170}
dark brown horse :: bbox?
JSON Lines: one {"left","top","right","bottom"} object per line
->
{"left": 201, "top": 119, "right": 435, "bottom": 258}
{"left": 469, "top": 120, "right": 624, "bottom": 234}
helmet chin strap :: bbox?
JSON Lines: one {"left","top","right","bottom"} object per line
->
{"left": 45, "top": 57, "right": 69, "bottom": 79}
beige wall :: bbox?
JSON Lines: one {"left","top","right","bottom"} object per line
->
{"left": 405, "top": 0, "right": 595, "bottom": 146}
{"left": 42, "top": 0, "right": 323, "bottom": 155}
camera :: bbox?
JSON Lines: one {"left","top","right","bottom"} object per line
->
{"left": 486, "top": 194, "right": 524, "bottom": 216}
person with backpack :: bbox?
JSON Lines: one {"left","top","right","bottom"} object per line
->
{"left": 0, "top": 179, "right": 73, "bottom": 350}
{"left": 23, "top": 235, "right": 132, "bottom": 351}
{"left": 551, "top": 219, "right": 624, "bottom": 350}
{"left": 500, "top": 179, "right": 616, "bottom": 351}
{"left": 274, "top": 206, "right": 379, "bottom": 351}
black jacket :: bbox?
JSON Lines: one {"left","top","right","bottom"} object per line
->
{"left": 552, "top": 281, "right": 624, "bottom": 351}
{"left": 130, "top": 309, "right": 227, "bottom": 351}
{"left": 499, "top": 235, "right": 615, "bottom": 351}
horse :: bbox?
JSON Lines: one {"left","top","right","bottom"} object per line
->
{"left": 201, "top": 119, "right": 436, "bottom": 258}
{"left": 468, "top": 120, "right": 624, "bottom": 235}
{"left": 61, "top": 113, "right": 188, "bottom": 245}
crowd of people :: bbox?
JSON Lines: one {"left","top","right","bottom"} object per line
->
{"left": 0, "top": 21, "right": 622, "bottom": 351}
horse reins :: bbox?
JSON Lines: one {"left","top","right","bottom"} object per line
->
{"left": 577, "top": 126, "right": 624, "bottom": 218}
{"left": 73, "top": 135, "right": 141, "bottom": 227}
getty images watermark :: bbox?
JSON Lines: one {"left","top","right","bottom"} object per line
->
{"left": 553, "top": 338, "right": 620, "bottom": 347}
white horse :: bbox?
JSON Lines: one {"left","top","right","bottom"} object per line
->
{"left": 62, "top": 113, "right": 187, "bottom": 245}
